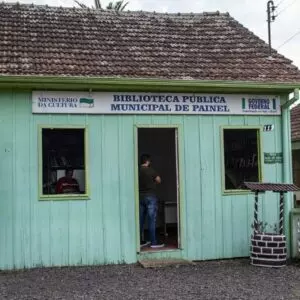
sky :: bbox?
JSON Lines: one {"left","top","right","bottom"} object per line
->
{"left": 4, "top": 0, "right": 300, "bottom": 69}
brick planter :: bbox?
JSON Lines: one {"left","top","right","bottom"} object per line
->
{"left": 250, "top": 233, "right": 287, "bottom": 268}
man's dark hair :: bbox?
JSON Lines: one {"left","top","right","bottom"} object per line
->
{"left": 65, "top": 167, "right": 74, "bottom": 173}
{"left": 140, "top": 154, "right": 151, "bottom": 164}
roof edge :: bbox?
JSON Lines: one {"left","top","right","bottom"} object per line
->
{"left": 1, "top": 3, "right": 230, "bottom": 16}
{"left": 0, "top": 75, "right": 298, "bottom": 93}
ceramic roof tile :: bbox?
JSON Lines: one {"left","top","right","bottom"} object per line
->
{"left": 244, "top": 182, "right": 300, "bottom": 192}
{"left": 291, "top": 104, "right": 300, "bottom": 141}
{"left": 1, "top": 3, "right": 300, "bottom": 82}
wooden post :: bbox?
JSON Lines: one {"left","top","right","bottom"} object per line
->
{"left": 254, "top": 191, "right": 259, "bottom": 234}
{"left": 279, "top": 191, "right": 284, "bottom": 235}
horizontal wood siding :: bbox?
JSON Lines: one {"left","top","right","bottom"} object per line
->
{"left": 0, "top": 92, "right": 284, "bottom": 269}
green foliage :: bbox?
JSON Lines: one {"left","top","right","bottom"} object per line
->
{"left": 95, "top": 0, "right": 103, "bottom": 9}
{"left": 74, "top": 0, "right": 128, "bottom": 11}
{"left": 251, "top": 221, "right": 279, "bottom": 234}
{"left": 106, "top": 0, "right": 128, "bottom": 10}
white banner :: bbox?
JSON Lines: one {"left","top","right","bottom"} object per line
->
{"left": 32, "top": 91, "right": 281, "bottom": 115}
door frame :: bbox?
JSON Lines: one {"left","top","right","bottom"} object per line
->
{"left": 134, "top": 124, "right": 184, "bottom": 253}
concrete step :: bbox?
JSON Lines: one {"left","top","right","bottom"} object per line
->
{"left": 138, "top": 258, "right": 192, "bottom": 268}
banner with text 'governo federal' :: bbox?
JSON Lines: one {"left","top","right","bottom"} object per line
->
{"left": 32, "top": 92, "right": 281, "bottom": 115}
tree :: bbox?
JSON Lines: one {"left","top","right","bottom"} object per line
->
{"left": 75, "top": 0, "right": 129, "bottom": 11}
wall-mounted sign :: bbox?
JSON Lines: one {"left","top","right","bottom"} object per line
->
{"left": 32, "top": 92, "right": 281, "bottom": 115}
{"left": 264, "top": 152, "right": 283, "bottom": 164}
{"left": 263, "top": 124, "right": 274, "bottom": 131}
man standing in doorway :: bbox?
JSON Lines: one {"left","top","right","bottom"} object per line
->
{"left": 139, "top": 154, "right": 164, "bottom": 248}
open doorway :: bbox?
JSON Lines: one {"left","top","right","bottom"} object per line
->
{"left": 137, "top": 127, "right": 180, "bottom": 251}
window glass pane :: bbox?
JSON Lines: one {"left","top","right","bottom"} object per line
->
{"left": 223, "top": 129, "right": 259, "bottom": 190}
{"left": 42, "top": 128, "right": 86, "bottom": 195}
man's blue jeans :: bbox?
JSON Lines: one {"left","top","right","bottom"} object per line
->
{"left": 139, "top": 194, "right": 158, "bottom": 245}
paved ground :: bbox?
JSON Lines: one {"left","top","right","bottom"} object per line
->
{"left": 0, "top": 259, "right": 300, "bottom": 299}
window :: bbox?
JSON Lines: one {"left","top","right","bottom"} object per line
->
{"left": 223, "top": 128, "right": 261, "bottom": 192}
{"left": 40, "top": 127, "right": 87, "bottom": 198}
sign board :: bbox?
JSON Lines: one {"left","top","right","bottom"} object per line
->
{"left": 32, "top": 92, "right": 281, "bottom": 115}
{"left": 264, "top": 152, "right": 283, "bottom": 164}
{"left": 263, "top": 124, "right": 274, "bottom": 132}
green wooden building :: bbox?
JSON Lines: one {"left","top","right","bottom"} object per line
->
{"left": 1, "top": 3, "right": 300, "bottom": 270}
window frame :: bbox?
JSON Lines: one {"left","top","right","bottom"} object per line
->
{"left": 38, "top": 125, "right": 90, "bottom": 200}
{"left": 220, "top": 125, "right": 263, "bottom": 195}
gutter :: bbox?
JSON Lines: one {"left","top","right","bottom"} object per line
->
{"left": 282, "top": 88, "right": 299, "bottom": 185}
{"left": 282, "top": 88, "right": 299, "bottom": 109}
{"left": 0, "top": 75, "right": 299, "bottom": 93}
{"left": 281, "top": 88, "right": 299, "bottom": 256}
